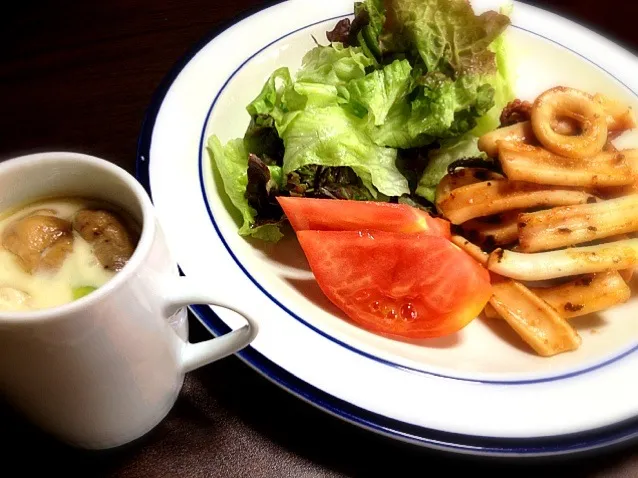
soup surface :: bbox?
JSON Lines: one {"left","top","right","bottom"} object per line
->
{"left": 0, "top": 197, "right": 140, "bottom": 311}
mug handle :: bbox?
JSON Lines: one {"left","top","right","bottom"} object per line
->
{"left": 162, "top": 277, "right": 259, "bottom": 373}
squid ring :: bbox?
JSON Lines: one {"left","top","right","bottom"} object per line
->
{"left": 531, "top": 86, "right": 608, "bottom": 159}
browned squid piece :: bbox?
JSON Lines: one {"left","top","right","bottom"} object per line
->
{"left": 477, "top": 121, "right": 536, "bottom": 158}
{"left": 489, "top": 277, "right": 582, "bottom": 357}
{"left": 619, "top": 267, "right": 635, "bottom": 283}
{"left": 498, "top": 142, "right": 635, "bottom": 188}
{"left": 531, "top": 87, "right": 608, "bottom": 158}
{"left": 487, "top": 239, "right": 638, "bottom": 281}
{"left": 450, "top": 235, "right": 489, "bottom": 266}
{"left": 535, "top": 271, "right": 631, "bottom": 318}
{"left": 436, "top": 178, "right": 597, "bottom": 225}
{"left": 435, "top": 168, "right": 504, "bottom": 206}
{"left": 454, "top": 236, "right": 583, "bottom": 358}
{"left": 478, "top": 93, "right": 636, "bottom": 160}
{"left": 517, "top": 194, "right": 638, "bottom": 252}
{"left": 485, "top": 271, "right": 631, "bottom": 320}
{"left": 460, "top": 210, "right": 522, "bottom": 249}
{"left": 593, "top": 93, "right": 638, "bottom": 132}
{"left": 596, "top": 150, "right": 638, "bottom": 198}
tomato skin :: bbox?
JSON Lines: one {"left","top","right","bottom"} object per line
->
{"left": 277, "top": 197, "right": 451, "bottom": 238}
{"left": 428, "top": 217, "right": 453, "bottom": 239}
{"left": 297, "top": 230, "right": 491, "bottom": 339}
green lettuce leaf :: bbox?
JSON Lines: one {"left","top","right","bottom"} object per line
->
{"left": 245, "top": 63, "right": 352, "bottom": 137}
{"left": 408, "top": 73, "right": 494, "bottom": 138}
{"left": 415, "top": 134, "right": 486, "bottom": 202}
{"left": 351, "top": 0, "right": 386, "bottom": 59}
{"left": 368, "top": 72, "right": 495, "bottom": 149}
{"left": 210, "top": 1, "right": 516, "bottom": 243}
{"left": 290, "top": 82, "right": 344, "bottom": 109}
{"left": 413, "top": 7, "right": 516, "bottom": 203}
{"left": 384, "top": 0, "right": 511, "bottom": 75}
{"left": 371, "top": 100, "right": 430, "bottom": 148}
{"left": 471, "top": 16, "right": 516, "bottom": 135}
{"left": 207, "top": 136, "right": 283, "bottom": 242}
{"left": 296, "top": 43, "right": 375, "bottom": 86}
{"left": 280, "top": 106, "right": 409, "bottom": 197}
{"left": 246, "top": 67, "right": 294, "bottom": 119}
{"left": 347, "top": 59, "right": 412, "bottom": 125}
{"left": 268, "top": 164, "right": 283, "bottom": 186}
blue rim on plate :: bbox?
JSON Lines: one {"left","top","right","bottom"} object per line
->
{"left": 136, "top": 1, "right": 638, "bottom": 456}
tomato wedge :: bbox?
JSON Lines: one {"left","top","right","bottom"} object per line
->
{"left": 297, "top": 230, "right": 491, "bottom": 339}
{"left": 277, "top": 197, "right": 451, "bottom": 238}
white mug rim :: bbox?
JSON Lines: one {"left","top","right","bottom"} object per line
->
{"left": 0, "top": 151, "right": 156, "bottom": 324}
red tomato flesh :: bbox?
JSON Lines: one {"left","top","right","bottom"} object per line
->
{"left": 297, "top": 230, "right": 492, "bottom": 339}
{"left": 277, "top": 197, "right": 451, "bottom": 238}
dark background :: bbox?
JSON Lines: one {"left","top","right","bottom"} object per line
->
{"left": 2, "top": 1, "right": 638, "bottom": 476}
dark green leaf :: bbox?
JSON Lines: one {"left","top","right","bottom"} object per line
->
{"left": 243, "top": 115, "right": 284, "bottom": 165}
{"left": 384, "top": 0, "right": 510, "bottom": 75}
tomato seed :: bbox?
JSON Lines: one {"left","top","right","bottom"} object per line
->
{"left": 370, "top": 300, "right": 381, "bottom": 311}
{"left": 386, "top": 309, "right": 398, "bottom": 320}
{"left": 401, "top": 303, "right": 418, "bottom": 321}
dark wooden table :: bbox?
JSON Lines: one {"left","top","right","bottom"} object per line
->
{"left": 2, "top": 1, "right": 638, "bottom": 476}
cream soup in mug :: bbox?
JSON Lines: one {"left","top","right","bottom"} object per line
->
{"left": 0, "top": 197, "right": 140, "bottom": 311}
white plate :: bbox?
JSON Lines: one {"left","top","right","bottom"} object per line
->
{"left": 137, "top": 0, "right": 638, "bottom": 456}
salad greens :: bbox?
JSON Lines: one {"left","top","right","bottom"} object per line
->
{"left": 415, "top": 133, "right": 486, "bottom": 202}
{"left": 209, "top": 137, "right": 285, "bottom": 241}
{"left": 208, "top": 0, "right": 515, "bottom": 242}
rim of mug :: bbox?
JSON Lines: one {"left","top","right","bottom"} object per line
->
{"left": 0, "top": 151, "right": 155, "bottom": 323}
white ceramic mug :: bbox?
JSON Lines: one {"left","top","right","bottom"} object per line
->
{"left": 0, "top": 152, "right": 258, "bottom": 450}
